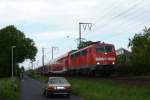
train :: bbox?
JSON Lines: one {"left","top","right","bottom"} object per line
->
{"left": 37, "top": 41, "right": 117, "bottom": 76}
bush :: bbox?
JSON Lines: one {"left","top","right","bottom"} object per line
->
{"left": 0, "top": 78, "right": 20, "bottom": 100}
{"left": 117, "top": 64, "right": 150, "bottom": 76}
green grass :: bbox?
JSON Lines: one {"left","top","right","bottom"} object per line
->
{"left": 0, "top": 78, "right": 20, "bottom": 100}
{"left": 30, "top": 73, "right": 48, "bottom": 83}
{"left": 69, "top": 78, "right": 150, "bottom": 100}
{"left": 30, "top": 73, "right": 150, "bottom": 100}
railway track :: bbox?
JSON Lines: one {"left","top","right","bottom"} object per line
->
{"left": 67, "top": 75, "right": 150, "bottom": 86}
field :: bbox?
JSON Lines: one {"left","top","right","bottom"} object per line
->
{"left": 0, "top": 78, "right": 20, "bottom": 100}
{"left": 31, "top": 73, "right": 150, "bottom": 100}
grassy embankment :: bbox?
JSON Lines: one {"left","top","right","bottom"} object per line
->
{"left": 31, "top": 73, "right": 150, "bottom": 100}
{"left": 69, "top": 78, "right": 150, "bottom": 100}
{"left": 0, "top": 78, "right": 20, "bottom": 100}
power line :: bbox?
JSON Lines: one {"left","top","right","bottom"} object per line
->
{"left": 107, "top": 0, "right": 150, "bottom": 29}
{"left": 95, "top": 0, "right": 150, "bottom": 38}
{"left": 42, "top": 48, "right": 45, "bottom": 73}
{"left": 97, "top": 0, "right": 145, "bottom": 29}
{"left": 113, "top": 2, "right": 150, "bottom": 31}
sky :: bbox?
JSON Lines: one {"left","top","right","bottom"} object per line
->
{"left": 0, "top": 0, "right": 150, "bottom": 69}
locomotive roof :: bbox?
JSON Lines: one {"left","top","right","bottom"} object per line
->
{"left": 53, "top": 50, "right": 76, "bottom": 61}
{"left": 49, "top": 42, "right": 114, "bottom": 62}
{"left": 70, "top": 43, "right": 114, "bottom": 55}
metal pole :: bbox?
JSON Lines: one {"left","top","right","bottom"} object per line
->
{"left": 42, "top": 48, "right": 44, "bottom": 73}
{"left": 52, "top": 47, "right": 54, "bottom": 60}
{"left": 51, "top": 46, "right": 58, "bottom": 72}
{"left": 50, "top": 47, "right": 54, "bottom": 73}
{"left": 12, "top": 47, "right": 13, "bottom": 81}
{"left": 78, "top": 22, "right": 92, "bottom": 48}
{"left": 31, "top": 61, "right": 33, "bottom": 70}
{"left": 11, "top": 46, "right": 15, "bottom": 81}
{"left": 79, "top": 22, "right": 81, "bottom": 46}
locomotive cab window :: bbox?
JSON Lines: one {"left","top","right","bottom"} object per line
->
{"left": 105, "top": 46, "right": 113, "bottom": 52}
{"left": 96, "top": 47, "right": 105, "bottom": 52}
{"left": 96, "top": 46, "right": 113, "bottom": 52}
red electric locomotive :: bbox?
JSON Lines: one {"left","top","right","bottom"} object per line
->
{"left": 50, "top": 42, "right": 117, "bottom": 76}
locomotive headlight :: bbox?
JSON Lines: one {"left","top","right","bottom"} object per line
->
{"left": 97, "top": 62, "right": 100, "bottom": 65}
{"left": 112, "top": 62, "right": 115, "bottom": 64}
{"left": 54, "top": 86, "right": 57, "bottom": 90}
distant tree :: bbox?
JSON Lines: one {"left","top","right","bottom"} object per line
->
{"left": 0, "top": 25, "right": 37, "bottom": 77}
{"left": 128, "top": 27, "right": 150, "bottom": 73}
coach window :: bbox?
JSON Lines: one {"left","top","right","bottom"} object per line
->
{"left": 89, "top": 48, "right": 91, "bottom": 53}
{"left": 73, "top": 54, "right": 76, "bottom": 58}
{"left": 81, "top": 51, "right": 83, "bottom": 56}
{"left": 71, "top": 54, "right": 75, "bottom": 59}
{"left": 71, "top": 55, "right": 73, "bottom": 59}
{"left": 77, "top": 52, "right": 80, "bottom": 57}
{"left": 74, "top": 53, "right": 78, "bottom": 58}
{"left": 82, "top": 50, "right": 87, "bottom": 55}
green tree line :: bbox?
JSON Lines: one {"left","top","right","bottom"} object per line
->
{"left": 128, "top": 27, "right": 150, "bottom": 74}
{"left": 0, "top": 25, "right": 37, "bottom": 77}
{"left": 117, "top": 27, "right": 150, "bottom": 75}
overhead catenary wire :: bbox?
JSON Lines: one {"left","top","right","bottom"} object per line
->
{"left": 90, "top": 0, "right": 150, "bottom": 42}
{"left": 102, "top": 0, "right": 150, "bottom": 31}
{"left": 82, "top": 0, "right": 145, "bottom": 36}
{"left": 97, "top": 0, "right": 145, "bottom": 29}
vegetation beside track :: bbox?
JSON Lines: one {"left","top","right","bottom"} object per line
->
{"left": 30, "top": 72, "right": 150, "bottom": 100}
{"left": 69, "top": 78, "right": 150, "bottom": 100}
{"left": 0, "top": 78, "right": 20, "bottom": 100}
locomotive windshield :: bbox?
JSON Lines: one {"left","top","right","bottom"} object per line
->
{"left": 96, "top": 46, "right": 113, "bottom": 52}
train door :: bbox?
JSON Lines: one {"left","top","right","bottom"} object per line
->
{"left": 65, "top": 59, "right": 69, "bottom": 70}
{"left": 87, "top": 47, "right": 94, "bottom": 66}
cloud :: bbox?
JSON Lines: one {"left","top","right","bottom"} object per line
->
{"left": 0, "top": 0, "right": 98, "bottom": 24}
{"left": 0, "top": 0, "right": 51, "bottom": 23}
{"left": 1, "top": 0, "right": 150, "bottom": 69}
{"left": 34, "top": 31, "right": 78, "bottom": 40}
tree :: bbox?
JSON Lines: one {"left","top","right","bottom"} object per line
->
{"left": 0, "top": 25, "right": 37, "bottom": 77}
{"left": 128, "top": 27, "right": 150, "bottom": 73}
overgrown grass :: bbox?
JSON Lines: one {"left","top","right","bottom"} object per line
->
{"left": 29, "top": 72, "right": 48, "bottom": 83}
{"left": 0, "top": 78, "right": 20, "bottom": 100}
{"left": 69, "top": 78, "right": 150, "bottom": 100}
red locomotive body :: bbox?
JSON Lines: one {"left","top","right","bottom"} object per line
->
{"left": 50, "top": 42, "right": 117, "bottom": 76}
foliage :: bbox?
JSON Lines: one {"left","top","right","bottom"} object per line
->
{"left": 128, "top": 27, "right": 150, "bottom": 73}
{"left": 0, "top": 25, "right": 37, "bottom": 77}
{"left": 29, "top": 71, "right": 48, "bottom": 83}
{"left": 117, "top": 55, "right": 128, "bottom": 65}
{"left": 0, "top": 78, "right": 20, "bottom": 100}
